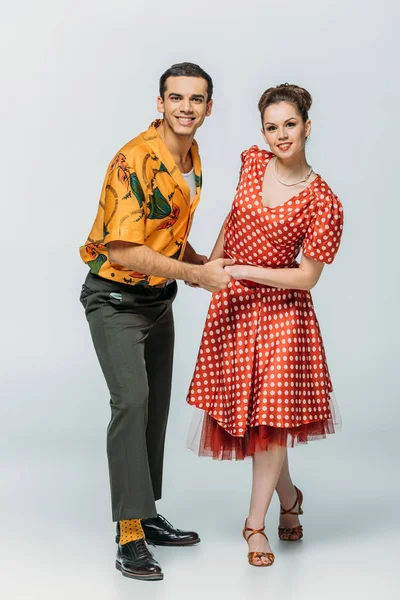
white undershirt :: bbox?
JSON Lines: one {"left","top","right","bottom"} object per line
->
{"left": 182, "top": 167, "right": 196, "bottom": 203}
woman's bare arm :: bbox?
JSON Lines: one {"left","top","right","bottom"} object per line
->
{"left": 209, "top": 214, "right": 230, "bottom": 261}
{"left": 224, "top": 253, "right": 325, "bottom": 291}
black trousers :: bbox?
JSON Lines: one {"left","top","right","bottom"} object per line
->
{"left": 80, "top": 273, "right": 177, "bottom": 521}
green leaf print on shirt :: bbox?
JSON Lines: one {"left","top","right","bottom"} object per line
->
{"left": 134, "top": 279, "right": 150, "bottom": 286}
{"left": 130, "top": 173, "right": 145, "bottom": 208}
{"left": 195, "top": 172, "right": 202, "bottom": 188}
{"left": 158, "top": 162, "right": 168, "bottom": 173}
{"left": 147, "top": 187, "right": 171, "bottom": 220}
{"left": 87, "top": 254, "right": 107, "bottom": 275}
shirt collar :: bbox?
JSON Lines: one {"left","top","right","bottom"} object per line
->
{"left": 141, "top": 120, "right": 202, "bottom": 208}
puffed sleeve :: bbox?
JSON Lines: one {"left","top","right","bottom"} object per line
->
{"left": 302, "top": 192, "right": 344, "bottom": 264}
{"left": 236, "top": 146, "right": 254, "bottom": 189}
{"left": 240, "top": 145, "right": 265, "bottom": 165}
{"left": 236, "top": 146, "right": 270, "bottom": 190}
{"left": 102, "top": 151, "right": 145, "bottom": 245}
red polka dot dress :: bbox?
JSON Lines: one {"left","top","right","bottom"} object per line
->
{"left": 187, "top": 146, "right": 344, "bottom": 460}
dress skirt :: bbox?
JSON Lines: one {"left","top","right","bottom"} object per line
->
{"left": 186, "top": 280, "right": 342, "bottom": 461}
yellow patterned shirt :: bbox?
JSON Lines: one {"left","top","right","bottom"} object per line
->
{"left": 79, "top": 120, "right": 203, "bottom": 286}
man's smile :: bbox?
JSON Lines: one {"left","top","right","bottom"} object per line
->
{"left": 175, "top": 116, "right": 196, "bottom": 126}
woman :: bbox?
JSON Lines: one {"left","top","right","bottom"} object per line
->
{"left": 187, "top": 83, "right": 344, "bottom": 567}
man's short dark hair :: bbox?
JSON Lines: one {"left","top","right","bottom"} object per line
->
{"left": 159, "top": 62, "right": 213, "bottom": 101}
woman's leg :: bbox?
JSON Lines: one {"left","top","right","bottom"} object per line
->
{"left": 275, "top": 450, "right": 302, "bottom": 532}
{"left": 246, "top": 446, "right": 286, "bottom": 565}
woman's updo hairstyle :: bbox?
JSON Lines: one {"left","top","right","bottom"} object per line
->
{"left": 258, "top": 83, "right": 312, "bottom": 127}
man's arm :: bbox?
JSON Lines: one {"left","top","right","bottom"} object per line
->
{"left": 108, "top": 241, "right": 233, "bottom": 293}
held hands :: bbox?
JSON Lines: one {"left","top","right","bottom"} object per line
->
{"left": 197, "top": 258, "right": 236, "bottom": 292}
{"left": 187, "top": 261, "right": 250, "bottom": 291}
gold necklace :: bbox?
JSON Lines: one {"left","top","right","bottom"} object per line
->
{"left": 273, "top": 156, "right": 313, "bottom": 187}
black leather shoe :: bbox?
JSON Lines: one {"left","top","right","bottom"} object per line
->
{"left": 142, "top": 514, "right": 200, "bottom": 546}
{"left": 115, "top": 516, "right": 201, "bottom": 546}
{"left": 115, "top": 538, "right": 163, "bottom": 581}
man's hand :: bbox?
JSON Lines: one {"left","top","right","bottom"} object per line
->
{"left": 182, "top": 242, "right": 208, "bottom": 266}
{"left": 196, "top": 258, "right": 235, "bottom": 292}
{"left": 194, "top": 254, "right": 208, "bottom": 265}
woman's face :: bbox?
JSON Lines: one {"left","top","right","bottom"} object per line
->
{"left": 262, "top": 101, "right": 311, "bottom": 160}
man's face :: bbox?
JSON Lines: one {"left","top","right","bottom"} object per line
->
{"left": 157, "top": 76, "right": 213, "bottom": 137}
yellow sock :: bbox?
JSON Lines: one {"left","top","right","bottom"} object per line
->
{"left": 119, "top": 519, "right": 145, "bottom": 545}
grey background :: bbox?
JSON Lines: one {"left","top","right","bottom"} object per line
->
{"left": 1, "top": 0, "right": 398, "bottom": 598}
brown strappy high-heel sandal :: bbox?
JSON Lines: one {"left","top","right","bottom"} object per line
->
{"left": 242, "top": 520, "right": 275, "bottom": 567}
{"left": 278, "top": 485, "right": 304, "bottom": 541}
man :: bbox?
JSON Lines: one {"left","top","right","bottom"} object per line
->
{"left": 79, "top": 62, "right": 232, "bottom": 581}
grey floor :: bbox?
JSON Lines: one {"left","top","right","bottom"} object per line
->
{"left": 3, "top": 427, "right": 397, "bottom": 600}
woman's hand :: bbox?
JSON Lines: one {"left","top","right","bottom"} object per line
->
{"left": 224, "top": 264, "right": 250, "bottom": 280}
